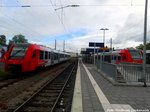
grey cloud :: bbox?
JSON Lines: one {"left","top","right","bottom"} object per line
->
{"left": 114, "top": 13, "right": 147, "bottom": 45}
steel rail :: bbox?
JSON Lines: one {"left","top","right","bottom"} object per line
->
{"left": 13, "top": 62, "right": 75, "bottom": 112}
{"left": 50, "top": 63, "right": 76, "bottom": 112}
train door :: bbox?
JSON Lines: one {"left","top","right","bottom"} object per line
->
{"left": 49, "top": 52, "right": 52, "bottom": 65}
{"left": 121, "top": 53, "right": 127, "bottom": 62}
{"left": 30, "top": 50, "right": 38, "bottom": 71}
{"left": 51, "top": 51, "right": 54, "bottom": 65}
{"left": 54, "top": 52, "right": 58, "bottom": 64}
{"left": 39, "top": 50, "right": 45, "bottom": 67}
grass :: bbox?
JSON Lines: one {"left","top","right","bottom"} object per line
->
{"left": 0, "top": 70, "right": 5, "bottom": 76}
{"left": 0, "top": 70, "right": 10, "bottom": 78}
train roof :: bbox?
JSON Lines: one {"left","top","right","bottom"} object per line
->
{"left": 146, "top": 50, "right": 150, "bottom": 53}
{"left": 11, "top": 43, "right": 70, "bottom": 55}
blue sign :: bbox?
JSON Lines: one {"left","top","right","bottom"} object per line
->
{"left": 89, "top": 42, "right": 104, "bottom": 47}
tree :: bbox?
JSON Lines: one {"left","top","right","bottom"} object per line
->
{"left": 12, "top": 34, "right": 28, "bottom": 43}
{"left": 0, "top": 35, "right": 6, "bottom": 45}
{"left": 136, "top": 42, "right": 150, "bottom": 50}
{"left": 136, "top": 44, "right": 143, "bottom": 50}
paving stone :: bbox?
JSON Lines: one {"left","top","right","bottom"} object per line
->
{"left": 85, "top": 64, "right": 150, "bottom": 111}
{"left": 80, "top": 63, "right": 104, "bottom": 112}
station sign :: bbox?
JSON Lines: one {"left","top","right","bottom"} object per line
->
{"left": 80, "top": 48, "right": 100, "bottom": 54}
{"left": 81, "top": 47, "right": 109, "bottom": 54}
{"left": 99, "top": 47, "right": 109, "bottom": 51}
{"left": 89, "top": 42, "right": 104, "bottom": 47}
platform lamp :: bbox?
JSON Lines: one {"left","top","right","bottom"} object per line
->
{"left": 99, "top": 28, "right": 109, "bottom": 70}
{"left": 100, "top": 28, "right": 109, "bottom": 47}
{"left": 143, "top": 0, "right": 148, "bottom": 87}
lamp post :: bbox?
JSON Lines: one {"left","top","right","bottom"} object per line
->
{"left": 100, "top": 28, "right": 109, "bottom": 69}
{"left": 55, "top": 39, "right": 56, "bottom": 50}
{"left": 63, "top": 40, "right": 65, "bottom": 52}
{"left": 143, "top": 0, "right": 148, "bottom": 87}
{"left": 100, "top": 28, "right": 109, "bottom": 47}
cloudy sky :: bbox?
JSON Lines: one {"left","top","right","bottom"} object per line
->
{"left": 0, "top": 0, "right": 150, "bottom": 53}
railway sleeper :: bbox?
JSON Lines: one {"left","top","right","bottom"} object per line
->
{"left": 26, "top": 101, "right": 55, "bottom": 107}
{"left": 46, "top": 84, "right": 64, "bottom": 88}
{"left": 42, "top": 90, "right": 61, "bottom": 93}
{"left": 33, "top": 97, "right": 57, "bottom": 102}
{"left": 23, "top": 106, "right": 53, "bottom": 112}
{"left": 55, "top": 103, "right": 71, "bottom": 112}
{"left": 38, "top": 93, "right": 58, "bottom": 97}
{"left": 44, "top": 87, "right": 63, "bottom": 90}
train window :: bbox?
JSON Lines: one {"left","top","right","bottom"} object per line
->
{"left": 32, "top": 50, "right": 36, "bottom": 58}
{"left": 111, "top": 56, "right": 113, "bottom": 60}
{"left": 129, "top": 50, "right": 141, "bottom": 59}
{"left": 45, "top": 51, "right": 48, "bottom": 59}
{"left": 61, "top": 54, "right": 64, "bottom": 58}
{"left": 54, "top": 53, "right": 58, "bottom": 60}
{"left": 123, "top": 55, "right": 126, "bottom": 60}
{"left": 118, "top": 56, "right": 121, "bottom": 60}
{"left": 54, "top": 53, "right": 56, "bottom": 60}
{"left": 49, "top": 52, "right": 51, "bottom": 59}
{"left": 114, "top": 56, "right": 117, "bottom": 60}
{"left": 40, "top": 51, "right": 44, "bottom": 59}
{"left": 10, "top": 46, "right": 28, "bottom": 58}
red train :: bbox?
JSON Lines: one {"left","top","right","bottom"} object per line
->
{"left": 99, "top": 48, "right": 142, "bottom": 64}
{"left": 3, "top": 43, "right": 70, "bottom": 73}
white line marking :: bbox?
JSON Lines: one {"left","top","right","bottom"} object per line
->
{"left": 71, "top": 62, "right": 83, "bottom": 112}
{"left": 82, "top": 62, "right": 135, "bottom": 112}
{"left": 82, "top": 62, "right": 110, "bottom": 104}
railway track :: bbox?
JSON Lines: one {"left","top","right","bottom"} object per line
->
{"left": 12, "top": 61, "right": 77, "bottom": 112}
{"left": 0, "top": 61, "right": 69, "bottom": 90}
{"left": 0, "top": 78, "right": 23, "bottom": 89}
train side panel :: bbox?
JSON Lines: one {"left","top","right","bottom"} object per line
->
{"left": 22, "top": 46, "right": 39, "bottom": 72}
{"left": 4, "top": 43, "right": 70, "bottom": 73}
{"left": 100, "top": 49, "right": 142, "bottom": 64}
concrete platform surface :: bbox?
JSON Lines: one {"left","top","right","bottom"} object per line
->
{"left": 72, "top": 60, "right": 150, "bottom": 112}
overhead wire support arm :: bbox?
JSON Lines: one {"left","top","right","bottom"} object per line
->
{"left": 21, "top": 5, "right": 31, "bottom": 7}
{"left": 55, "top": 5, "right": 80, "bottom": 11}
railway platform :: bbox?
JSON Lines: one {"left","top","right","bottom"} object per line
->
{"left": 71, "top": 59, "right": 150, "bottom": 112}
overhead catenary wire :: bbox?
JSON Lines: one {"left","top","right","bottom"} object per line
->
{"left": 0, "top": 13, "right": 44, "bottom": 42}
{"left": 16, "top": 0, "right": 48, "bottom": 37}
{"left": 0, "top": 3, "right": 145, "bottom": 7}
{"left": 49, "top": 0, "right": 68, "bottom": 33}
{"left": 1, "top": 0, "right": 149, "bottom": 45}
{"left": 0, "top": 1, "right": 45, "bottom": 39}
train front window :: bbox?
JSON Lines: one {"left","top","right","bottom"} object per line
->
{"left": 129, "top": 50, "right": 142, "bottom": 59}
{"left": 10, "top": 46, "right": 28, "bottom": 58}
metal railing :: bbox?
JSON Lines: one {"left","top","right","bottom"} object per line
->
{"left": 95, "top": 59, "right": 150, "bottom": 84}
{"left": 117, "top": 63, "right": 150, "bottom": 83}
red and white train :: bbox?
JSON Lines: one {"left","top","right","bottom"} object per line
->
{"left": 3, "top": 43, "right": 70, "bottom": 73}
{"left": 98, "top": 48, "right": 143, "bottom": 64}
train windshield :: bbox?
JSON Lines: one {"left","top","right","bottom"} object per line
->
{"left": 129, "top": 50, "right": 142, "bottom": 59}
{"left": 10, "top": 45, "right": 28, "bottom": 58}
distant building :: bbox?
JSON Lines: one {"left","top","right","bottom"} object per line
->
{"left": 66, "top": 52, "right": 78, "bottom": 57}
